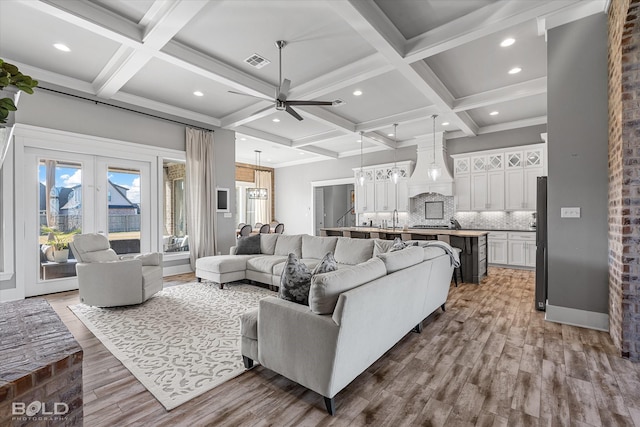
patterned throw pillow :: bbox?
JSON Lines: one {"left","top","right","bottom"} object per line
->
{"left": 279, "top": 253, "right": 313, "bottom": 305}
{"left": 312, "top": 252, "right": 338, "bottom": 275}
{"left": 280, "top": 252, "right": 338, "bottom": 305}
{"left": 390, "top": 237, "right": 408, "bottom": 252}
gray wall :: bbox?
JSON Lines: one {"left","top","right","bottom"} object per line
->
{"left": 8, "top": 89, "right": 236, "bottom": 277}
{"left": 276, "top": 125, "right": 546, "bottom": 235}
{"left": 546, "top": 14, "right": 609, "bottom": 313}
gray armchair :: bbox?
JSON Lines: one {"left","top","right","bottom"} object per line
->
{"left": 70, "top": 233, "right": 163, "bottom": 307}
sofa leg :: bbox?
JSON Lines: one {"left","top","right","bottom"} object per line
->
{"left": 242, "top": 356, "right": 254, "bottom": 369}
{"left": 197, "top": 277, "right": 202, "bottom": 282}
{"left": 219, "top": 283, "right": 224, "bottom": 290}
{"left": 324, "top": 396, "right": 335, "bottom": 416}
{"left": 412, "top": 323, "right": 423, "bottom": 333}
{"left": 441, "top": 303, "right": 446, "bottom": 312}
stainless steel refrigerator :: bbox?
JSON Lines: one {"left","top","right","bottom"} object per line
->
{"left": 535, "top": 176, "right": 548, "bottom": 311}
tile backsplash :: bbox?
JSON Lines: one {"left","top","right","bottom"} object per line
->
{"left": 357, "top": 193, "right": 536, "bottom": 230}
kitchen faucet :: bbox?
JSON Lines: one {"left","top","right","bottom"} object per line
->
{"left": 392, "top": 209, "right": 399, "bottom": 231}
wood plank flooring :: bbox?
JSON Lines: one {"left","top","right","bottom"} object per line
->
{"left": 41, "top": 268, "right": 640, "bottom": 427}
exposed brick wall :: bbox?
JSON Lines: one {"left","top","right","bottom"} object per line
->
{"left": 611, "top": 0, "right": 640, "bottom": 360}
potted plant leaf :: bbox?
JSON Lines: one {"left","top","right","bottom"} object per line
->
{"left": 41, "top": 226, "right": 80, "bottom": 263}
{"left": 0, "top": 58, "right": 38, "bottom": 166}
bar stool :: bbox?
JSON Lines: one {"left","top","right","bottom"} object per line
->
{"left": 452, "top": 247, "right": 463, "bottom": 286}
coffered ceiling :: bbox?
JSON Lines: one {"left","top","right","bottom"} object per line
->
{"left": 0, "top": 0, "right": 607, "bottom": 167}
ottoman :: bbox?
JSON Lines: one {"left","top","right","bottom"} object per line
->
{"left": 195, "top": 254, "right": 256, "bottom": 289}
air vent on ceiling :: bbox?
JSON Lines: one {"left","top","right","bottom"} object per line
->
{"left": 244, "top": 53, "right": 270, "bottom": 69}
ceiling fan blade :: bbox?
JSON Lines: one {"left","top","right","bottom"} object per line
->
{"left": 228, "top": 90, "right": 273, "bottom": 102}
{"left": 286, "top": 100, "right": 335, "bottom": 106}
{"left": 278, "top": 78, "right": 291, "bottom": 101}
{"left": 285, "top": 105, "right": 304, "bottom": 121}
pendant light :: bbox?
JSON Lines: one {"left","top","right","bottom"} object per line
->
{"left": 248, "top": 150, "right": 268, "bottom": 199}
{"left": 390, "top": 123, "right": 400, "bottom": 184}
{"left": 427, "top": 114, "right": 441, "bottom": 181}
{"left": 357, "top": 131, "right": 365, "bottom": 186}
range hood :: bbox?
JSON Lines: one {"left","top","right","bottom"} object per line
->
{"left": 407, "top": 131, "right": 454, "bottom": 197}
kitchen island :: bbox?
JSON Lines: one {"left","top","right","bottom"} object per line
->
{"left": 320, "top": 227, "right": 488, "bottom": 284}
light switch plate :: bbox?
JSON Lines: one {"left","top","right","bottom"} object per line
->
{"left": 561, "top": 207, "right": 581, "bottom": 218}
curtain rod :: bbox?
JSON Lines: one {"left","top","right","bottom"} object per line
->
{"left": 39, "top": 86, "right": 215, "bottom": 133}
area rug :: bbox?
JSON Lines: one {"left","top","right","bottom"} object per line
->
{"left": 69, "top": 282, "right": 274, "bottom": 410}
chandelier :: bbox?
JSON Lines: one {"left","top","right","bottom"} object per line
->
{"left": 427, "top": 114, "right": 441, "bottom": 181}
{"left": 248, "top": 150, "right": 268, "bottom": 199}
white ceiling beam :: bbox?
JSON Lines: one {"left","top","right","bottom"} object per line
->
{"left": 328, "top": 0, "right": 478, "bottom": 137}
{"left": 298, "top": 145, "right": 340, "bottom": 159}
{"left": 453, "top": 77, "right": 547, "bottom": 112}
{"left": 356, "top": 106, "right": 439, "bottom": 132}
{"left": 296, "top": 106, "right": 357, "bottom": 133}
{"left": 446, "top": 116, "right": 547, "bottom": 139}
{"left": 220, "top": 102, "right": 274, "bottom": 128}
{"left": 287, "top": 53, "right": 394, "bottom": 100}
{"left": 95, "top": 0, "right": 210, "bottom": 98}
{"left": 404, "top": 0, "right": 581, "bottom": 62}
{"left": 6, "top": 60, "right": 96, "bottom": 94}
{"left": 22, "top": 0, "right": 143, "bottom": 45}
{"left": 233, "top": 126, "right": 293, "bottom": 147}
{"left": 291, "top": 130, "right": 347, "bottom": 148}
{"left": 139, "top": 0, "right": 174, "bottom": 27}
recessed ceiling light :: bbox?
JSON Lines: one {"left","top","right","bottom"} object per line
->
{"left": 500, "top": 38, "right": 515, "bottom": 47}
{"left": 240, "top": 138, "right": 247, "bottom": 141}
{"left": 441, "top": 122, "right": 450, "bottom": 126}
{"left": 387, "top": 133, "right": 394, "bottom": 137}
{"left": 272, "top": 118, "right": 280, "bottom": 123}
{"left": 267, "top": 158, "right": 272, "bottom": 162}
{"left": 508, "top": 67, "right": 522, "bottom": 75}
{"left": 299, "top": 151, "right": 305, "bottom": 155}
{"left": 53, "top": 43, "right": 70, "bottom": 52}
{"left": 193, "top": 91, "right": 204, "bottom": 97}
{"left": 353, "top": 90, "right": 363, "bottom": 96}
{"left": 490, "top": 111, "right": 499, "bottom": 116}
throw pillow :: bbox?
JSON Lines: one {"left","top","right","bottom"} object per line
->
{"left": 312, "top": 251, "right": 338, "bottom": 275}
{"left": 390, "top": 237, "right": 407, "bottom": 252}
{"left": 279, "top": 253, "right": 312, "bottom": 305}
{"left": 236, "top": 234, "right": 261, "bottom": 255}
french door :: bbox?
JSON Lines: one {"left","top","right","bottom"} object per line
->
{"left": 24, "top": 148, "right": 151, "bottom": 296}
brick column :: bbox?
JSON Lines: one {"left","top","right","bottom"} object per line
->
{"left": 610, "top": 0, "right": 640, "bottom": 360}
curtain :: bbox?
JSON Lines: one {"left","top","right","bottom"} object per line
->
{"left": 254, "top": 169, "right": 271, "bottom": 225}
{"left": 185, "top": 128, "right": 216, "bottom": 269}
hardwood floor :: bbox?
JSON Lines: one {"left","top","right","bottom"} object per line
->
{"left": 42, "top": 268, "right": 640, "bottom": 427}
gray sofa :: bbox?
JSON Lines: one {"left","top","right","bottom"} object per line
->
{"left": 196, "top": 234, "right": 455, "bottom": 415}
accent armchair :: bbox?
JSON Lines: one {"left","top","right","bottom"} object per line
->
{"left": 70, "top": 233, "right": 163, "bottom": 307}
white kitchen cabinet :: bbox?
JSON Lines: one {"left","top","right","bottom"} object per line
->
{"left": 470, "top": 153, "right": 504, "bottom": 210}
{"left": 507, "top": 232, "right": 536, "bottom": 267}
{"left": 354, "top": 169, "right": 375, "bottom": 213}
{"left": 396, "top": 179, "right": 409, "bottom": 211}
{"left": 488, "top": 232, "right": 508, "bottom": 264}
{"left": 375, "top": 168, "right": 392, "bottom": 212}
{"left": 505, "top": 148, "right": 545, "bottom": 210}
{"left": 455, "top": 174, "right": 471, "bottom": 211}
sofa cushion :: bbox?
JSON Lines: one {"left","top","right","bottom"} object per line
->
{"left": 236, "top": 234, "right": 261, "bottom": 255}
{"left": 312, "top": 252, "right": 337, "bottom": 275}
{"left": 196, "top": 254, "right": 254, "bottom": 274}
{"left": 279, "top": 253, "right": 313, "bottom": 305}
{"left": 372, "top": 239, "right": 394, "bottom": 256}
{"left": 309, "top": 257, "right": 386, "bottom": 314}
{"left": 423, "top": 246, "right": 446, "bottom": 260}
{"left": 260, "top": 234, "right": 279, "bottom": 255}
{"left": 302, "top": 235, "right": 338, "bottom": 259}
{"left": 377, "top": 246, "right": 424, "bottom": 274}
{"left": 333, "top": 237, "right": 374, "bottom": 265}
{"left": 82, "top": 249, "right": 118, "bottom": 263}
{"left": 247, "top": 255, "right": 288, "bottom": 273}
{"left": 274, "top": 234, "right": 303, "bottom": 258}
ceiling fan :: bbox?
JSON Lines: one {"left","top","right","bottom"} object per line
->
{"left": 229, "top": 40, "right": 342, "bottom": 121}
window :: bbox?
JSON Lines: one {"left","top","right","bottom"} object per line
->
{"left": 163, "top": 160, "right": 188, "bottom": 253}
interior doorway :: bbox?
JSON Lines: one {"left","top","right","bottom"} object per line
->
{"left": 312, "top": 183, "right": 355, "bottom": 236}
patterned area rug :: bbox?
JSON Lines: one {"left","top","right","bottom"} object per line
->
{"left": 69, "top": 282, "right": 274, "bottom": 410}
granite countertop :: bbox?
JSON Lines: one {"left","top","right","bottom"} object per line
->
{"left": 464, "top": 228, "right": 537, "bottom": 232}
{"left": 321, "top": 227, "right": 489, "bottom": 237}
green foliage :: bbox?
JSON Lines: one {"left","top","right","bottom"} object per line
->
{"left": 0, "top": 58, "right": 38, "bottom": 125}
{"left": 41, "top": 226, "right": 80, "bottom": 251}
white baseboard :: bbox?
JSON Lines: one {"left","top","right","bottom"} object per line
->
{"left": 163, "top": 264, "right": 193, "bottom": 277}
{"left": 0, "top": 286, "right": 25, "bottom": 302}
{"left": 545, "top": 303, "right": 609, "bottom": 331}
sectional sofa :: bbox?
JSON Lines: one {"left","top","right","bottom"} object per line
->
{"left": 195, "top": 234, "right": 457, "bottom": 415}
